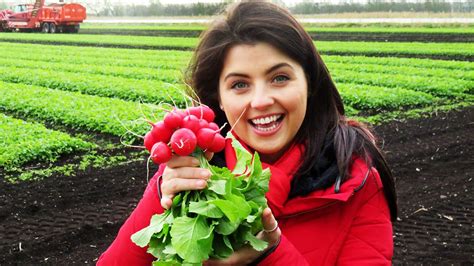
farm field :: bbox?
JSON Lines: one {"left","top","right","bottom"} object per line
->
{"left": 0, "top": 23, "right": 473, "bottom": 264}
{"left": 79, "top": 23, "right": 474, "bottom": 42}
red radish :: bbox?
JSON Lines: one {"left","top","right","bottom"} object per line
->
{"left": 209, "top": 134, "right": 226, "bottom": 153}
{"left": 197, "top": 128, "right": 217, "bottom": 150}
{"left": 198, "top": 119, "right": 209, "bottom": 130}
{"left": 150, "top": 121, "right": 173, "bottom": 143}
{"left": 188, "top": 105, "right": 215, "bottom": 122}
{"left": 150, "top": 142, "right": 172, "bottom": 164}
{"left": 208, "top": 122, "right": 220, "bottom": 131}
{"left": 144, "top": 131, "right": 158, "bottom": 152}
{"left": 170, "top": 128, "right": 197, "bottom": 156}
{"left": 164, "top": 110, "right": 184, "bottom": 129}
{"left": 182, "top": 115, "right": 201, "bottom": 134}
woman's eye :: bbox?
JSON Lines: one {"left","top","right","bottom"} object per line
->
{"left": 231, "top": 81, "right": 248, "bottom": 90}
{"left": 273, "top": 75, "right": 289, "bottom": 83}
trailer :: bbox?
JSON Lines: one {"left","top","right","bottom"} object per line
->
{"left": 0, "top": 0, "right": 86, "bottom": 33}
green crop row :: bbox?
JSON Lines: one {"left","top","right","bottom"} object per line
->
{"left": 337, "top": 83, "right": 438, "bottom": 111}
{"left": 0, "top": 76, "right": 441, "bottom": 144}
{"left": 3, "top": 53, "right": 471, "bottom": 92}
{"left": 327, "top": 61, "right": 474, "bottom": 82}
{"left": 2, "top": 42, "right": 472, "bottom": 75}
{"left": 325, "top": 54, "right": 474, "bottom": 71}
{"left": 1, "top": 34, "right": 472, "bottom": 58}
{"left": 0, "top": 81, "right": 166, "bottom": 138}
{"left": 0, "top": 33, "right": 199, "bottom": 48}
{"left": 0, "top": 57, "right": 183, "bottom": 82}
{"left": 333, "top": 68, "right": 473, "bottom": 98}
{"left": 0, "top": 59, "right": 454, "bottom": 112}
{"left": 81, "top": 24, "right": 474, "bottom": 34}
{"left": 0, "top": 65, "right": 187, "bottom": 104}
{"left": 0, "top": 114, "right": 95, "bottom": 170}
{"left": 3, "top": 43, "right": 471, "bottom": 99}
{"left": 315, "top": 40, "right": 473, "bottom": 58}
{"left": 0, "top": 42, "right": 190, "bottom": 70}
{"left": 0, "top": 42, "right": 192, "bottom": 63}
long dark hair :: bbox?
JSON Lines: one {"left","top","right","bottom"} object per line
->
{"left": 186, "top": 1, "right": 397, "bottom": 220}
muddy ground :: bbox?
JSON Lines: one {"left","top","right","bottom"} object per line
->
{"left": 0, "top": 106, "right": 472, "bottom": 265}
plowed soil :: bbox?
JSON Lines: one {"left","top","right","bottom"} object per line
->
{"left": 0, "top": 106, "right": 472, "bottom": 265}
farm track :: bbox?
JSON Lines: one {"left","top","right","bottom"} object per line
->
{"left": 0, "top": 106, "right": 472, "bottom": 264}
{"left": 1, "top": 39, "right": 472, "bottom": 61}
{"left": 79, "top": 29, "right": 474, "bottom": 43}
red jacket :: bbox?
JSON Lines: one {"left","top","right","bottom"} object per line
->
{"left": 98, "top": 154, "right": 393, "bottom": 265}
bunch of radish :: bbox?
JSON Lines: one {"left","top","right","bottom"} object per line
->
{"left": 144, "top": 105, "right": 226, "bottom": 164}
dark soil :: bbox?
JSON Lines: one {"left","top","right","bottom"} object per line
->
{"left": 0, "top": 106, "right": 472, "bottom": 265}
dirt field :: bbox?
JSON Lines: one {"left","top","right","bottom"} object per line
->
{"left": 0, "top": 106, "right": 472, "bottom": 265}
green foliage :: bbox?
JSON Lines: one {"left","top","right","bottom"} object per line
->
{"left": 0, "top": 42, "right": 191, "bottom": 70}
{"left": 131, "top": 135, "right": 271, "bottom": 264}
{"left": 333, "top": 69, "right": 473, "bottom": 98}
{"left": 326, "top": 61, "right": 474, "bottom": 82}
{"left": 0, "top": 33, "right": 199, "bottom": 49}
{"left": 0, "top": 81, "right": 163, "bottom": 138}
{"left": 0, "top": 65, "right": 186, "bottom": 104}
{"left": 1, "top": 34, "right": 472, "bottom": 58}
{"left": 338, "top": 83, "right": 438, "bottom": 111}
{"left": 0, "top": 114, "right": 95, "bottom": 171}
{"left": 0, "top": 57, "right": 183, "bottom": 82}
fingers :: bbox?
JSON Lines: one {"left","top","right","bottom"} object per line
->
{"left": 166, "top": 155, "right": 200, "bottom": 168}
{"left": 160, "top": 155, "right": 212, "bottom": 209}
{"left": 261, "top": 207, "right": 280, "bottom": 245}
{"left": 262, "top": 208, "right": 278, "bottom": 232}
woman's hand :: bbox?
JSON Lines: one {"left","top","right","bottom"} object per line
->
{"left": 159, "top": 152, "right": 213, "bottom": 209}
{"left": 204, "top": 208, "right": 281, "bottom": 266}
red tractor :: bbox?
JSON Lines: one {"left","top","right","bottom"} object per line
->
{"left": 0, "top": 0, "right": 86, "bottom": 33}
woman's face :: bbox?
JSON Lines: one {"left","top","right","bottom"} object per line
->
{"left": 218, "top": 42, "right": 308, "bottom": 163}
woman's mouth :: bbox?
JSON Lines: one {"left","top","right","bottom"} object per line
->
{"left": 249, "top": 114, "right": 284, "bottom": 135}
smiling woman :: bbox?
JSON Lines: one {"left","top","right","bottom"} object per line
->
{"left": 98, "top": 1, "right": 398, "bottom": 265}
{"left": 218, "top": 43, "right": 308, "bottom": 163}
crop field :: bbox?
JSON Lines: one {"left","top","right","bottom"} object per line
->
{"left": 0, "top": 24, "right": 472, "bottom": 264}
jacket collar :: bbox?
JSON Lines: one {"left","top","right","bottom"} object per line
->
{"left": 224, "top": 132, "right": 370, "bottom": 218}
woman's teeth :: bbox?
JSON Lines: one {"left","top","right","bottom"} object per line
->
{"left": 251, "top": 114, "right": 282, "bottom": 132}
{"left": 251, "top": 114, "right": 281, "bottom": 125}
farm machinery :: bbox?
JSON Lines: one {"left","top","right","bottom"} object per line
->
{"left": 0, "top": 0, "right": 86, "bottom": 33}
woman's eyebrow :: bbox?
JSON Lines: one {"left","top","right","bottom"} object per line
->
{"left": 265, "top": 62, "right": 294, "bottom": 75}
{"left": 224, "top": 62, "right": 294, "bottom": 82}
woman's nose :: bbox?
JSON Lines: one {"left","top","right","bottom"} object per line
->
{"left": 250, "top": 83, "right": 274, "bottom": 110}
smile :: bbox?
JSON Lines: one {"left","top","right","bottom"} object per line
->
{"left": 249, "top": 114, "right": 284, "bottom": 133}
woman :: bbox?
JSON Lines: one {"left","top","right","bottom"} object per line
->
{"left": 98, "top": 1, "right": 397, "bottom": 265}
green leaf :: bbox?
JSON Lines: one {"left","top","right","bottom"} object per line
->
{"left": 215, "top": 218, "right": 240, "bottom": 236}
{"left": 209, "top": 194, "right": 251, "bottom": 223}
{"left": 244, "top": 231, "right": 268, "bottom": 251}
{"left": 152, "top": 260, "right": 181, "bottom": 266}
{"left": 207, "top": 179, "right": 227, "bottom": 195}
{"left": 131, "top": 212, "right": 172, "bottom": 248}
{"left": 189, "top": 200, "right": 224, "bottom": 218}
{"left": 170, "top": 215, "right": 213, "bottom": 263}
{"left": 227, "top": 132, "right": 253, "bottom": 175}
